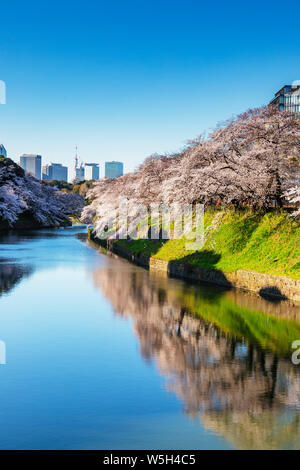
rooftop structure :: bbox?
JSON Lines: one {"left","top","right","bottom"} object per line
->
{"left": 270, "top": 83, "right": 300, "bottom": 116}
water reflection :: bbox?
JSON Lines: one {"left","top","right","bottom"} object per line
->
{"left": 0, "top": 262, "right": 33, "bottom": 296}
{"left": 0, "top": 227, "right": 88, "bottom": 298}
{"left": 91, "top": 257, "right": 300, "bottom": 449}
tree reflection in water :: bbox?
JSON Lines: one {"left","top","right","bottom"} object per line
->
{"left": 91, "top": 258, "right": 300, "bottom": 449}
{"left": 0, "top": 262, "right": 33, "bottom": 296}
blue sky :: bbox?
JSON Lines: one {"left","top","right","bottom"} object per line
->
{"left": 0, "top": 0, "right": 299, "bottom": 179}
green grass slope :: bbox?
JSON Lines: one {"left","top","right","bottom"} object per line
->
{"left": 115, "top": 209, "right": 300, "bottom": 279}
{"left": 181, "top": 291, "right": 300, "bottom": 355}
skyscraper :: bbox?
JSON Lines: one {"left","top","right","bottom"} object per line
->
{"left": 105, "top": 161, "right": 123, "bottom": 179}
{"left": 42, "top": 163, "right": 68, "bottom": 182}
{"left": 19, "top": 154, "right": 42, "bottom": 179}
{"left": 75, "top": 165, "right": 85, "bottom": 181}
{"left": 84, "top": 163, "right": 99, "bottom": 181}
{"left": 0, "top": 144, "right": 7, "bottom": 158}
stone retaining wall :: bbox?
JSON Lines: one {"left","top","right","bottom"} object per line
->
{"left": 150, "top": 258, "right": 300, "bottom": 302}
{"left": 90, "top": 235, "right": 300, "bottom": 302}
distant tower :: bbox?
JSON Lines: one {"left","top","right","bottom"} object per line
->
{"left": 74, "top": 146, "right": 78, "bottom": 177}
{"left": 73, "top": 146, "right": 84, "bottom": 182}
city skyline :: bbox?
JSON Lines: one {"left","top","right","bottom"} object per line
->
{"left": 2, "top": 79, "right": 299, "bottom": 177}
{"left": 0, "top": 0, "right": 299, "bottom": 175}
{"left": 12, "top": 147, "right": 123, "bottom": 182}
{"left": 1, "top": 77, "right": 299, "bottom": 181}
{"left": 3, "top": 79, "right": 299, "bottom": 181}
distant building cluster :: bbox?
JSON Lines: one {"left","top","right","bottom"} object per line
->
{"left": 0, "top": 81, "right": 297, "bottom": 185}
{"left": 74, "top": 163, "right": 100, "bottom": 182}
{"left": 4, "top": 153, "right": 123, "bottom": 184}
{"left": 74, "top": 160, "right": 123, "bottom": 183}
{"left": 17, "top": 154, "right": 106, "bottom": 183}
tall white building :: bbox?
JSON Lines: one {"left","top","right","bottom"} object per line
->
{"left": 84, "top": 163, "right": 99, "bottom": 180}
{"left": 19, "top": 154, "right": 42, "bottom": 179}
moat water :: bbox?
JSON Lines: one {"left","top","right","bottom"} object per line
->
{"left": 0, "top": 225, "right": 299, "bottom": 449}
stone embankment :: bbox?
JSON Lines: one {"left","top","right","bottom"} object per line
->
{"left": 91, "top": 235, "right": 300, "bottom": 302}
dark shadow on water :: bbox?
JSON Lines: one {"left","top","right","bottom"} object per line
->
{"left": 110, "top": 241, "right": 295, "bottom": 308}
{"left": 259, "top": 287, "right": 288, "bottom": 302}
{"left": 0, "top": 225, "right": 86, "bottom": 244}
{"left": 115, "top": 241, "right": 233, "bottom": 301}
{"left": 76, "top": 232, "right": 88, "bottom": 242}
{"left": 167, "top": 250, "right": 233, "bottom": 300}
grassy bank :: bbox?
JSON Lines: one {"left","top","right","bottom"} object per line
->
{"left": 181, "top": 290, "right": 300, "bottom": 355}
{"left": 114, "top": 209, "right": 300, "bottom": 279}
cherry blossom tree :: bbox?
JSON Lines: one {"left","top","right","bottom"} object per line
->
{"left": 84, "top": 105, "right": 300, "bottom": 239}
{"left": 0, "top": 158, "right": 85, "bottom": 227}
{"left": 285, "top": 183, "right": 300, "bottom": 217}
{"left": 55, "top": 192, "right": 85, "bottom": 217}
